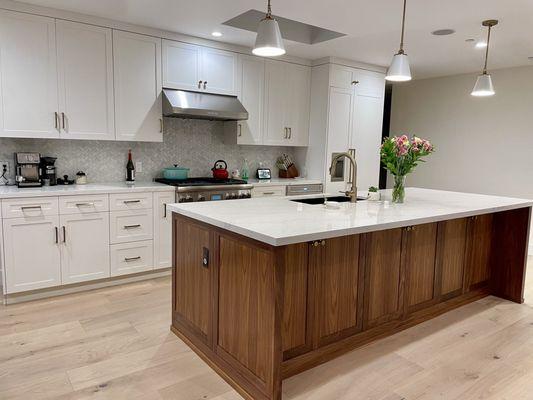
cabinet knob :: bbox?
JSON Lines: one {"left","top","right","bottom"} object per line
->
{"left": 351, "top": 80, "right": 360, "bottom": 85}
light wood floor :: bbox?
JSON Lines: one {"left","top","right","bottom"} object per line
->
{"left": 2, "top": 258, "right": 533, "bottom": 400}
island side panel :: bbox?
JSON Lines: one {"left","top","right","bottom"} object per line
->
{"left": 465, "top": 214, "right": 494, "bottom": 290}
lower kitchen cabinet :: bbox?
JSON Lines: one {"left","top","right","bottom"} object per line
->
{"left": 60, "top": 212, "right": 110, "bottom": 284}
{"left": 154, "top": 191, "right": 173, "bottom": 269}
{"left": 465, "top": 214, "right": 493, "bottom": 289}
{"left": 3, "top": 216, "right": 61, "bottom": 293}
{"left": 110, "top": 240, "right": 154, "bottom": 276}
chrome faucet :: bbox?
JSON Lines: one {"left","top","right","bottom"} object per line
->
{"left": 329, "top": 151, "right": 358, "bottom": 203}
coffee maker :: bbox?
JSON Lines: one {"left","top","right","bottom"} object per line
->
{"left": 40, "top": 156, "right": 57, "bottom": 186}
{"left": 14, "top": 152, "right": 42, "bottom": 187}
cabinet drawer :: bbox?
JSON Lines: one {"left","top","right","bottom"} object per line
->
{"left": 59, "top": 194, "right": 109, "bottom": 215}
{"left": 2, "top": 197, "right": 59, "bottom": 219}
{"left": 251, "top": 185, "right": 286, "bottom": 198}
{"left": 110, "top": 240, "right": 154, "bottom": 276}
{"left": 110, "top": 209, "right": 153, "bottom": 244}
{"left": 109, "top": 192, "right": 152, "bottom": 211}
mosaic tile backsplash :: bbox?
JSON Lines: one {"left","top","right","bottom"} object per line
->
{"left": 0, "top": 118, "right": 295, "bottom": 183}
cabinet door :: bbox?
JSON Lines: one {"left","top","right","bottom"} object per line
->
{"left": 286, "top": 64, "right": 311, "bottom": 146}
{"left": 173, "top": 217, "right": 212, "bottom": 345}
{"left": 350, "top": 70, "right": 385, "bottom": 191}
{"left": 312, "top": 236, "right": 364, "bottom": 346}
{"left": 325, "top": 86, "right": 353, "bottom": 194}
{"left": 237, "top": 55, "right": 265, "bottom": 145}
{"left": 263, "top": 60, "right": 288, "bottom": 145}
{"left": 56, "top": 21, "right": 114, "bottom": 140}
{"left": 436, "top": 218, "right": 468, "bottom": 300}
{"left": 465, "top": 214, "right": 493, "bottom": 289}
{"left": 114, "top": 31, "right": 162, "bottom": 142}
{"left": 60, "top": 212, "right": 110, "bottom": 284}
{"left": 201, "top": 47, "right": 238, "bottom": 95}
{"left": 162, "top": 40, "right": 201, "bottom": 91}
{"left": 154, "top": 191, "right": 174, "bottom": 269}
{"left": 0, "top": 10, "right": 59, "bottom": 139}
{"left": 3, "top": 216, "right": 61, "bottom": 293}
{"left": 403, "top": 223, "right": 438, "bottom": 313}
{"left": 363, "top": 228, "right": 403, "bottom": 328}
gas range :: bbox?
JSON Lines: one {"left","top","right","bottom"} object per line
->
{"left": 155, "top": 177, "right": 253, "bottom": 203}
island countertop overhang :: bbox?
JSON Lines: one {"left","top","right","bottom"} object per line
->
{"left": 167, "top": 188, "right": 533, "bottom": 246}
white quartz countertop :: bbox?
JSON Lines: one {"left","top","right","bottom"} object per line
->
{"left": 0, "top": 182, "right": 174, "bottom": 199}
{"left": 247, "top": 178, "right": 322, "bottom": 186}
{"left": 168, "top": 188, "right": 533, "bottom": 246}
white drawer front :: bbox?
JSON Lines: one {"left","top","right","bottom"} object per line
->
{"left": 1, "top": 197, "right": 59, "bottom": 219}
{"left": 59, "top": 194, "right": 109, "bottom": 215}
{"left": 110, "top": 240, "right": 154, "bottom": 276}
{"left": 251, "top": 185, "right": 286, "bottom": 198}
{"left": 110, "top": 209, "right": 153, "bottom": 244}
{"left": 109, "top": 192, "right": 152, "bottom": 211}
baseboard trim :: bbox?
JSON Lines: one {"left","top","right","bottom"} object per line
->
{"left": 2, "top": 268, "right": 171, "bottom": 305}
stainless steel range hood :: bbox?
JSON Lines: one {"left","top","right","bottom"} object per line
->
{"left": 162, "top": 89, "right": 248, "bottom": 121}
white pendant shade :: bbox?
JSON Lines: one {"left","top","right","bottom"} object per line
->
{"left": 471, "top": 73, "right": 495, "bottom": 97}
{"left": 385, "top": 53, "right": 412, "bottom": 82}
{"left": 253, "top": 17, "right": 285, "bottom": 57}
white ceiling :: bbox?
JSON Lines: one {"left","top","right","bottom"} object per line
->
{"left": 17, "top": 0, "right": 533, "bottom": 79}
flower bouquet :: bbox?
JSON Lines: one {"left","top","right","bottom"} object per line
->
{"left": 380, "top": 135, "right": 434, "bottom": 203}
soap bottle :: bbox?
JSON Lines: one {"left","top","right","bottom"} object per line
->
{"left": 241, "top": 159, "right": 249, "bottom": 181}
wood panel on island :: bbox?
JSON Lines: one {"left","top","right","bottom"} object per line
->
{"left": 171, "top": 207, "right": 531, "bottom": 400}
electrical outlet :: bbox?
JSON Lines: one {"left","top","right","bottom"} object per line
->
{"left": 0, "top": 160, "right": 9, "bottom": 176}
{"left": 136, "top": 161, "right": 143, "bottom": 173}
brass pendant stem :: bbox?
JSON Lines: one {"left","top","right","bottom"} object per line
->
{"left": 399, "top": 0, "right": 407, "bottom": 52}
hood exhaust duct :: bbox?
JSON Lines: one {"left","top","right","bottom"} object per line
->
{"left": 162, "top": 89, "right": 249, "bottom": 121}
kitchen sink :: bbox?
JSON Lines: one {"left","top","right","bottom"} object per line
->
{"left": 290, "top": 195, "right": 367, "bottom": 205}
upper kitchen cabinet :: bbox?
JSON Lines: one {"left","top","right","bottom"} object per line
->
{"left": 263, "top": 60, "right": 311, "bottom": 147}
{"left": 113, "top": 31, "right": 163, "bottom": 142}
{"left": 56, "top": 20, "right": 115, "bottom": 140}
{"left": 162, "top": 40, "right": 238, "bottom": 95}
{"left": 0, "top": 10, "right": 59, "bottom": 139}
{"left": 236, "top": 55, "right": 265, "bottom": 145}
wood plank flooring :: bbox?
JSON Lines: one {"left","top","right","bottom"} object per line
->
{"left": 1, "top": 257, "right": 533, "bottom": 399}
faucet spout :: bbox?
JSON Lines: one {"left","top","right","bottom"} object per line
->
{"left": 329, "top": 152, "right": 358, "bottom": 203}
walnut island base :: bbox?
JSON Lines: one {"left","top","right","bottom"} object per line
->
{"left": 170, "top": 202, "right": 531, "bottom": 400}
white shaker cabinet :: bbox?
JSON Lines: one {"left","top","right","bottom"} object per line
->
{"left": 286, "top": 63, "right": 311, "bottom": 146}
{"left": 59, "top": 212, "right": 110, "bottom": 284}
{"left": 56, "top": 20, "right": 115, "bottom": 140}
{"left": 162, "top": 40, "right": 238, "bottom": 95}
{"left": 0, "top": 10, "right": 59, "bottom": 139}
{"left": 113, "top": 30, "right": 162, "bottom": 142}
{"left": 236, "top": 55, "right": 265, "bottom": 145}
{"left": 153, "top": 192, "right": 173, "bottom": 269}
{"left": 3, "top": 216, "right": 61, "bottom": 293}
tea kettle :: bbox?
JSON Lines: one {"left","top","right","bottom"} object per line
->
{"left": 211, "top": 160, "right": 229, "bottom": 180}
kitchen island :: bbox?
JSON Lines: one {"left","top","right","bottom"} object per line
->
{"left": 168, "top": 188, "right": 532, "bottom": 400}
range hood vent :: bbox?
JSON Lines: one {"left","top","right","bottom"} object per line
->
{"left": 162, "top": 89, "right": 248, "bottom": 121}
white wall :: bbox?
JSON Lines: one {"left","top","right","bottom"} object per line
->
{"left": 390, "top": 65, "right": 533, "bottom": 254}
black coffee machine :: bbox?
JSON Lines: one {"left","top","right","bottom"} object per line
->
{"left": 40, "top": 156, "right": 57, "bottom": 186}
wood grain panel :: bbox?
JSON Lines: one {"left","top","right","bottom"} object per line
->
{"left": 466, "top": 214, "right": 493, "bottom": 289}
{"left": 217, "top": 235, "right": 275, "bottom": 384}
{"left": 404, "top": 223, "right": 438, "bottom": 310}
{"left": 436, "top": 218, "right": 468, "bottom": 298}
{"left": 173, "top": 218, "right": 211, "bottom": 343}
{"left": 363, "top": 228, "right": 403, "bottom": 328}
{"left": 314, "top": 235, "right": 363, "bottom": 345}
{"left": 281, "top": 243, "right": 309, "bottom": 353}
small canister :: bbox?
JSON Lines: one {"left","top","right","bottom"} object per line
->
{"left": 75, "top": 171, "right": 87, "bottom": 185}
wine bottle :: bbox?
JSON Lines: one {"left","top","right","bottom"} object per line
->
{"left": 126, "top": 149, "right": 135, "bottom": 182}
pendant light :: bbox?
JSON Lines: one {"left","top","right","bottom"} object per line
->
{"left": 253, "top": 0, "right": 285, "bottom": 57}
{"left": 386, "top": 0, "right": 412, "bottom": 82}
{"left": 471, "top": 20, "right": 498, "bottom": 97}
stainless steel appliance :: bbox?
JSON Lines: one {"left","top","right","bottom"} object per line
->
{"left": 162, "top": 89, "right": 248, "bottom": 121}
{"left": 286, "top": 183, "right": 323, "bottom": 196}
{"left": 40, "top": 156, "right": 57, "bottom": 186}
{"left": 155, "top": 177, "right": 253, "bottom": 203}
{"left": 15, "top": 152, "right": 42, "bottom": 187}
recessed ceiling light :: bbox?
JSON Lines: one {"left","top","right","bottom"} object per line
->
{"left": 431, "top": 29, "right": 455, "bottom": 36}
{"left": 475, "top": 41, "right": 487, "bottom": 48}
{"left": 211, "top": 31, "right": 223, "bottom": 37}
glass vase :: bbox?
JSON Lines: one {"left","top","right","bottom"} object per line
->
{"left": 392, "top": 175, "right": 406, "bottom": 203}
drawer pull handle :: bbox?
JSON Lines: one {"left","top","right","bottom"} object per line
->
{"left": 123, "top": 200, "right": 141, "bottom": 204}
{"left": 124, "top": 224, "right": 141, "bottom": 229}
{"left": 75, "top": 202, "right": 95, "bottom": 207}
{"left": 21, "top": 205, "right": 42, "bottom": 211}
{"left": 263, "top": 192, "right": 275, "bottom": 195}
{"left": 163, "top": 203, "right": 167, "bottom": 218}
{"left": 124, "top": 256, "right": 141, "bottom": 262}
